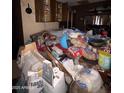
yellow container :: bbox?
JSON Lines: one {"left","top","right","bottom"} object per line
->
{"left": 98, "top": 50, "right": 111, "bottom": 70}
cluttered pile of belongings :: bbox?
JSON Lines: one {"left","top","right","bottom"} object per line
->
{"left": 18, "top": 28, "right": 111, "bottom": 93}
{"left": 35, "top": 28, "right": 111, "bottom": 68}
{"left": 29, "top": 28, "right": 111, "bottom": 93}
{"left": 16, "top": 42, "right": 67, "bottom": 93}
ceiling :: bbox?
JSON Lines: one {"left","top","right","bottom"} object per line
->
{"left": 56, "top": 0, "right": 107, "bottom": 6}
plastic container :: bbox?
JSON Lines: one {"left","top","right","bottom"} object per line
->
{"left": 98, "top": 50, "right": 111, "bottom": 70}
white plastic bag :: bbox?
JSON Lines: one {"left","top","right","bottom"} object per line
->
{"left": 75, "top": 68, "right": 103, "bottom": 93}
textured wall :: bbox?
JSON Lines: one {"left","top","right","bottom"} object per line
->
{"left": 20, "top": 0, "right": 59, "bottom": 43}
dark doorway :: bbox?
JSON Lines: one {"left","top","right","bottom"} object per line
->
{"left": 12, "top": 0, "right": 24, "bottom": 60}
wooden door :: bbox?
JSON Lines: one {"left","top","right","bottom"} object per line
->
{"left": 12, "top": 0, "right": 24, "bottom": 59}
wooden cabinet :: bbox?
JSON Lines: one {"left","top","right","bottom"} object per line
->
{"left": 50, "top": 0, "right": 56, "bottom": 21}
{"left": 35, "top": 0, "right": 56, "bottom": 22}
{"left": 62, "top": 3, "right": 68, "bottom": 22}
{"left": 35, "top": 0, "right": 44, "bottom": 22}
{"left": 56, "top": 2, "right": 62, "bottom": 22}
{"left": 35, "top": 0, "right": 68, "bottom": 22}
{"left": 56, "top": 2, "right": 68, "bottom": 22}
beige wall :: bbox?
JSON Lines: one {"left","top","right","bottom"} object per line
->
{"left": 20, "top": 0, "right": 59, "bottom": 43}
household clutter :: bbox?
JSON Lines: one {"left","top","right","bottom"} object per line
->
{"left": 16, "top": 28, "right": 111, "bottom": 93}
